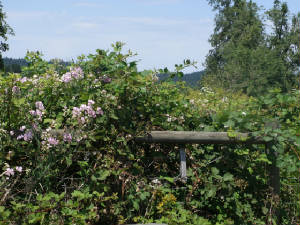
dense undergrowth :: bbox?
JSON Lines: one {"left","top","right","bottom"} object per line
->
{"left": 0, "top": 43, "right": 299, "bottom": 224}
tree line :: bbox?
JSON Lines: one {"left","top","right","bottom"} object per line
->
{"left": 203, "top": 0, "right": 300, "bottom": 96}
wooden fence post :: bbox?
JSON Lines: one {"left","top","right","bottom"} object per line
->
{"left": 265, "top": 121, "right": 280, "bottom": 222}
{"left": 179, "top": 146, "right": 187, "bottom": 182}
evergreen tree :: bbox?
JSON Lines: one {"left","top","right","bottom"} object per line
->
{"left": 204, "top": 0, "right": 299, "bottom": 95}
{"left": 266, "top": 0, "right": 300, "bottom": 91}
{"left": 0, "top": 1, "right": 14, "bottom": 71}
{"left": 204, "top": 0, "right": 266, "bottom": 95}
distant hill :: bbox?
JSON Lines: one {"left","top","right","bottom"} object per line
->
{"left": 3, "top": 57, "right": 72, "bottom": 73}
{"left": 158, "top": 70, "right": 205, "bottom": 87}
{"left": 3, "top": 57, "right": 27, "bottom": 73}
{"left": 2, "top": 57, "right": 205, "bottom": 87}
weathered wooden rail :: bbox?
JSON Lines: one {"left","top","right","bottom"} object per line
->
{"left": 135, "top": 131, "right": 280, "bottom": 201}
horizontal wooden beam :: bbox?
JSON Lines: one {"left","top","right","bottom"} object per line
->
{"left": 135, "top": 131, "right": 265, "bottom": 144}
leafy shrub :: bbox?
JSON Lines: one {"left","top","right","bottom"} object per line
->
{"left": 0, "top": 43, "right": 299, "bottom": 224}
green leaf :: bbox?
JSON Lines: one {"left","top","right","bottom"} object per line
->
{"left": 98, "top": 170, "right": 110, "bottom": 181}
{"left": 211, "top": 167, "right": 219, "bottom": 175}
{"left": 223, "top": 172, "right": 233, "bottom": 181}
{"left": 133, "top": 200, "right": 139, "bottom": 210}
{"left": 262, "top": 206, "right": 268, "bottom": 215}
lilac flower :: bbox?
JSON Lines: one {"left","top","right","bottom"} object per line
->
{"left": 79, "top": 104, "right": 88, "bottom": 111}
{"left": 88, "top": 100, "right": 95, "bottom": 105}
{"left": 20, "top": 77, "right": 28, "bottom": 83}
{"left": 96, "top": 107, "right": 104, "bottom": 116}
{"left": 35, "top": 101, "right": 44, "bottom": 111}
{"left": 48, "top": 137, "right": 59, "bottom": 146}
{"left": 10, "top": 131, "right": 14, "bottom": 136}
{"left": 61, "top": 72, "right": 72, "bottom": 83}
{"left": 80, "top": 117, "right": 86, "bottom": 124}
{"left": 4, "top": 168, "right": 14, "bottom": 177}
{"left": 72, "top": 107, "right": 81, "bottom": 117}
{"left": 20, "top": 126, "right": 26, "bottom": 131}
{"left": 35, "top": 109, "right": 43, "bottom": 120}
{"left": 29, "top": 110, "right": 36, "bottom": 116}
{"left": 12, "top": 86, "right": 20, "bottom": 94}
{"left": 87, "top": 108, "right": 96, "bottom": 118}
{"left": 24, "top": 130, "right": 33, "bottom": 141}
{"left": 71, "top": 67, "right": 84, "bottom": 79}
{"left": 63, "top": 133, "right": 72, "bottom": 142}
{"left": 15, "top": 166, "right": 22, "bottom": 173}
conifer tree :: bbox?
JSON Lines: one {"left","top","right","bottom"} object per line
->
{"left": 204, "top": 0, "right": 299, "bottom": 95}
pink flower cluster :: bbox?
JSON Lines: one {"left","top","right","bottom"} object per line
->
{"left": 63, "top": 133, "right": 72, "bottom": 143}
{"left": 12, "top": 86, "right": 20, "bottom": 94}
{"left": 72, "top": 100, "right": 103, "bottom": 124}
{"left": 48, "top": 137, "right": 59, "bottom": 146}
{"left": 17, "top": 126, "right": 33, "bottom": 142}
{"left": 3, "top": 166, "right": 23, "bottom": 179}
{"left": 29, "top": 101, "right": 45, "bottom": 121}
{"left": 61, "top": 66, "right": 84, "bottom": 83}
{"left": 17, "top": 77, "right": 28, "bottom": 83}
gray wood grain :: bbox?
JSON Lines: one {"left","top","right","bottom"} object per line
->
{"left": 179, "top": 148, "right": 187, "bottom": 182}
{"left": 135, "top": 131, "right": 265, "bottom": 144}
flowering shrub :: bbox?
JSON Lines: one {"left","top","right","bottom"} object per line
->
{"left": 0, "top": 43, "right": 299, "bottom": 224}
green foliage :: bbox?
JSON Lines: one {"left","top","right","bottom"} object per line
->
{"left": 0, "top": 1, "right": 14, "bottom": 71}
{"left": 0, "top": 44, "right": 299, "bottom": 224}
{"left": 204, "top": 0, "right": 299, "bottom": 95}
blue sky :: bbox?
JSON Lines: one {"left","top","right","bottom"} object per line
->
{"left": 2, "top": 0, "right": 300, "bottom": 72}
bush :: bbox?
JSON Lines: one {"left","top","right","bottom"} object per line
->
{"left": 0, "top": 43, "right": 299, "bottom": 224}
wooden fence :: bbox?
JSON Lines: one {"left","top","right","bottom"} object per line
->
{"left": 135, "top": 131, "right": 280, "bottom": 212}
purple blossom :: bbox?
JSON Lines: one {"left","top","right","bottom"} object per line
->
{"left": 63, "top": 133, "right": 72, "bottom": 142}
{"left": 87, "top": 108, "right": 96, "bottom": 118}
{"left": 88, "top": 100, "right": 95, "bottom": 105}
{"left": 35, "top": 109, "right": 43, "bottom": 120}
{"left": 48, "top": 137, "right": 59, "bottom": 146}
{"left": 71, "top": 67, "right": 84, "bottom": 79}
{"left": 20, "top": 126, "right": 26, "bottom": 131}
{"left": 61, "top": 72, "right": 72, "bottom": 83}
{"left": 15, "top": 166, "right": 22, "bottom": 173}
{"left": 80, "top": 117, "right": 86, "bottom": 124}
{"left": 79, "top": 104, "right": 88, "bottom": 111}
{"left": 24, "top": 130, "right": 33, "bottom": 141}
{"left": 35, "top": 101, "right": 45, "bottom": 111}
{"left": 20, "top": 77, "right": 28, "bottom": 83}
{"left": 29, "top": 110, "right": 36, "bottom": 116}
{"left": 61, "top": 67, "right": 84, "bottom": 82}
{"left": 4, "top": 168, "right": 14, "bottom": 177}
{"left": 10, "top": 131, "right": 14, "bottom": 136}
{"left": 72, "top": 107, "right": 81, "bottom": 117}
{"left": 12, "top": 86, "right": 20, "bottom": 94}
{"left": 96, "top": 107, "right": 104, "bottom": 116}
